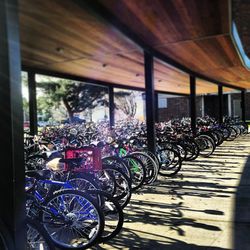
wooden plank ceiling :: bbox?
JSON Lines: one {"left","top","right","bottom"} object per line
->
{"left": 19, "top": 0, "right": 250, "bottom": 94}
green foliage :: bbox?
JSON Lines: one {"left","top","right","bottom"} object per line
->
{"left": 37, "top": 95, "right": 54, "bottom": 120}
{"left": 22, "top": 72, "right": 29, "bottom": 121}
{"left": 36, "top": 76, "right": 107, "bottom": 121}
{"left": 65, "top": 83, "right": 107, "bottom": 113}
{"left": 22, "top": 71, "right": 28, "bottom": 87}
{"left": 22, "top": 97, "right": 29, "bottom": 121}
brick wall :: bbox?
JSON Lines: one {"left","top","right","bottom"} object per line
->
{"left": 196, "top": 96, "right": 202, "bottom": 117}
{"left": 158, "top": 96, "right": 190, "bottom": 121}
{"left": 230, "top": 92, "right": 250, "bottom": 120}
{"left": 204, "top": 95, "right": 228, "bottom": 119}
{"left": 158, "top": 93, "right": 250, "bottom": 122}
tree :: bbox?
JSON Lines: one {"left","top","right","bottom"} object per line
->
{"left": 36, "top": 77, "right": 107, "bottom": 122}
{"left": 63, "top": 83, "right": 107, "bottom": 121}
{"left": 21, "top": 72, "right": 29, "bottom": 121}
{"left": 115, "top": 91, "right": 137, "bottom": 118}
{"left": 22, "top": 98, "right": 29, "bottom": 121}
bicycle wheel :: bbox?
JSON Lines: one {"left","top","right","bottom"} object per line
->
{"left": 239, "top": 123, "right": 248, "bottom": 135}
{"left": 26, "top": 217, "right": 55, "bottom": 250}
{"left": 86, "top": 190, "right": 124, "bottom": 243}
{"left": 195, "top": 134, "right": 215, "bottom": 157}
{"left": 67, "top": 174, "right": 103, "bottom": 205}
{"left": 233, "top": 125, "right": 241, "bottom": 137}
{"left": 68, "top": 174, "right": 100, "bottom": 192}
{"left": 212, "top": 130, "right": 224, "bottom": 146}
{"left": 122, "top": 155, "right": 146, "bottom": 191}
{"left": 181, "top": 139, "right": 199, "bottom": 161}
{"left": 156, "top": 148, "right": 182, "bottom": 177}
{"left": 100, "top": 165, "right": 132, "bottom": 209}
{"left": 102, "top": 156, "right": 131, "bottom": 180}
{"left": 226, "top": 127, "right": 237, "bottom": 141}
{"left": 220, "top": 127, "right": 230, "bottom": 140}
{"left": 144, "top": 150, "right": 160, "bottom": 171}
{"left": 41, "top": 189, "right": 104, "bottom": 249}
{"left": 130, "top": 151, "right": 158, "bottom": 185}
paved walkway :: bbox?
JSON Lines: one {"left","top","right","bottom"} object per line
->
{"left": 94, "top": 135, "right": 250, "bottom": 250}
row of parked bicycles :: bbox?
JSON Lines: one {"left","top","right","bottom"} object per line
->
{"left": 24, "top": 116, "right": 248, "bottom": 249}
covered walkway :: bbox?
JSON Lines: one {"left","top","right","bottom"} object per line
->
{"left": 94, "top": 135, "right": 250, "bottom": 250}
{"left": 1, "top": 1, "right": 250, "bottom": 248}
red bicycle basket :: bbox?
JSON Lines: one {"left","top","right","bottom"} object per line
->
{"left": 64, "top": 146, "right": 102, "bottom": 172}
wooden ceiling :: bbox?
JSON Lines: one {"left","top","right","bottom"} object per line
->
{"left": 19, "top": 0, "right": 250, "bottom": 94}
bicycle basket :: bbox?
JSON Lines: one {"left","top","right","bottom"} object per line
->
{"left": 64, "top": 146, "right": 102, "bottom": 172}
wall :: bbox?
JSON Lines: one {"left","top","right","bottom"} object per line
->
{"left": 157, "top": 92, "right": 250, "bottom": 122}
{"left": 158, "top": 96, "right": 190, "bottom": 121}
{"left": 204, "top": 95, "right": 228, "bottom": 119}
{"left": 231, "top": 92, "right": 250, "bottom": 120}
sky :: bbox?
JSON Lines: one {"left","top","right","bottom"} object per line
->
{"left": 22, "top": 85, "right": 29, "bottom": 100}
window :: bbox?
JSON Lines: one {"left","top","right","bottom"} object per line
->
{"left": 158, "top": 97, "right": 167, "bottom": 108}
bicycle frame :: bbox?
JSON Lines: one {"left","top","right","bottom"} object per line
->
{"left": 25, "top": 177, "right": 98, "bottom": 220}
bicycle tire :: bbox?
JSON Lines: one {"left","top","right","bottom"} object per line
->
{"left": 41, "top": 189, "right": 105, "bottom": 249}
{"left": 26, "top": 216, "right": 55, "bottom": 250}
{"left": 101, "top": 165, "right": 132, "bottom": 209}
{"left": 86, "top": 190, "right": 124, "bottom": 243}
{"left": 156, "top": 148, "right": 182, "bottom": 177}
{"left": 130, "top": 151, "right": 158, "bottom": 185}
{"left": 122, "top": 155, "right": 146, "bottom": 191}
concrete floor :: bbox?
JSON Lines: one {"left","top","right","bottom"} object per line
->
{"left": 94, "top": 135, "right": 250, "bottom": 250}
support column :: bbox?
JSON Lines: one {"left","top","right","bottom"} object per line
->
{"left": 241, "top": 90, "right": 246, "bottom": 122}
{"left": 28, "top": 72, "right": 38, "bottom": 135}
{"left": 144, "top": 51, "right": 156, "bottom": 153}
{"left": 228, "top": 93, "right": 232, "bottom": 117}
{"left": 190, "top": 76, "right": 196, "bottom": 135}
{"left": 201, "top": 95, "right": 205, "bottom": 117}
{"left": 108, "top": 86, "right": 115, "bottom": 128}
{"left": 155, "top": 92, "right": 159, "bottom": 123}
{"left": 0, "top": 0, "right": 26, "bottom": 249}
{"left": 218, "top": 85, "right": 223, "bottom": 124}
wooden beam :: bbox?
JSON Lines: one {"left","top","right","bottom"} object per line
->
{"left": 81, "top": 0, "right": 245, "bottom": 91}
{"left": 22, "top": 66, "right": 144, "bottom": 91}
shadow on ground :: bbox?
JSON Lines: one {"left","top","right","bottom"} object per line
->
{"left": 95, "top": 228, "right": 229, "bottom": 250}
{"left": 93, "top": 136, "right": 250, "bottom": 250}
{"left": 233, "top": 155, "right": 250, "bottom": 250}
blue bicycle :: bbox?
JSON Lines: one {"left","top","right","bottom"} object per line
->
{"left": 25, "top": 170, "right": 105, "bottom": 250}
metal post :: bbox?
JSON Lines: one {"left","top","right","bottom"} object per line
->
{"left": 155, "top": 92, "right": 159, "bottom": 123}
{"left": 201, "top": 95, "right": 205, "bottom": 117}
{"left": 190, "top": 76, "right": 196, "bottom": 135}
{"left": 144, "top": 51, "right": 156, "bottom": 153}
{"left": 28, "top": 72, "right": 38, "bottom": 135}
{"left": 108, "top": 86, "right": 115, "bottom": 128}
{"left": 0, "top": 0, "right": 26, "bottom": 249}
{"left": 228, "top": 93, "right": 232, "bottom": 117}
{"left": 218, "top": 85, "right": 223, "bottom": 124}
{"left": 241, "top": 90, "right": 246, "bottom": 122}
